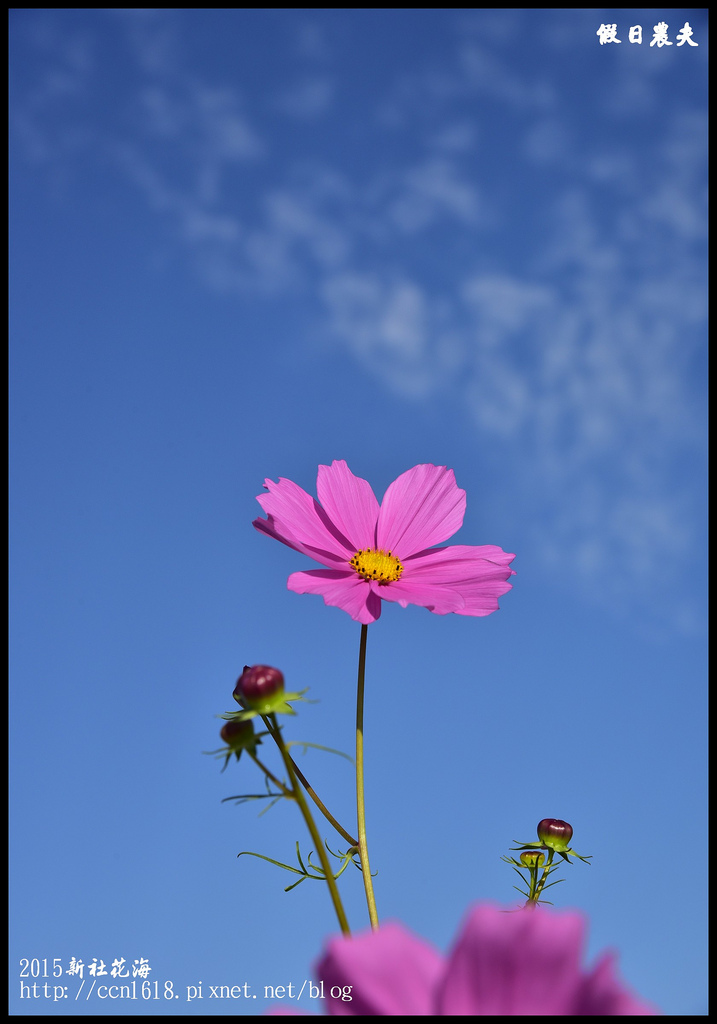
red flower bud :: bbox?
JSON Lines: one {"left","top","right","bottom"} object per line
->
{"left": 234, "top": 665, "right": 285, "bottom": 708}
{"left": 220, "top": 719, "right": 255, "bottom": 748}
{"left": 537, "top": 818, "right": 573, "bottom": 852}
{"left": 520, "top": 850, "right": 546, "bottom": 868}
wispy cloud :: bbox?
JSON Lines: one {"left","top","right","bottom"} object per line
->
{"left": 275, "top": 77, "right": 334, "bottom": 119}
{"left": 9, "top": 13, "right": 95, "bottom": 164}
{"left": 108, "top": 8, "right": 181, "bottom": 77}
{"left": 388, "top": 157, "right": 485, "bottom": 232}
{"left": 321, "top": 273, "right": 463, "bottom": 398}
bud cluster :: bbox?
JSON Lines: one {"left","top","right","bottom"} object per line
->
{"left": 502, "top": 818, "right": 592, "bottom": 907}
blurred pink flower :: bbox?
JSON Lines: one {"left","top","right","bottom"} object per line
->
{"left": 253, "top": 461, "right": 515, "bottom": 624}
{"left": 314, "top": 904, "right": 657, "bottom": 1015}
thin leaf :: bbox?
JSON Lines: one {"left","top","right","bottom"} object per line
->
{"left": 294, "top": 841, "right": 309, "bottom": 875}
{"left": 286, "top": 741, "right": 355, "bottom": 766}
{"left": 284, "top": 877, "right": 307, "bottom": 893}
{"left": 237, "top": 851, "right": 304, "bottom": 875}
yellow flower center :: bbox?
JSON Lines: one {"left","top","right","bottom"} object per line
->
{"left": 350, "top": 548, "right": 404, "bottom": 585}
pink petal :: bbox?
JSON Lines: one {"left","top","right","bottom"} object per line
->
{"left": 371, "top": 579, "right": 465, "bottom": 615}
{"left": 316, "top": 461, "right": 380, "bottom": 551}
{"left": 435, "top": 905, "right": 586, "bottom": 1015}
{"left": 376, "top": 465, "right": 466, "bottom": 557}
{"left": 403, "top": 544, "right": 516, "bottom": 583}
{"left": 316, "top": 922, "right": 443, "bottom": 1016}
{"left": 574, "top": 953, "right": 658, "bottom": 1015}
{"left": 399, "top": 545, "right": 516, "bottom": 617}
{"left": 252, "top": 514, "right": 347, "bottom": 570}
{"left": 452, "top": 578, "right": 515, "bottom": 616}
{"left": 255, "top": 476, "right": 355, "bottom": 566}
{"left": 288, "top": 570, "right": 382, "bottom": 624}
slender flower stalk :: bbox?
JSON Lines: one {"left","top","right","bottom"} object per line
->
{"left": 355, "top": 624, "right": 379, "bottom": 929}
{"left": 247, "top": 750, "right": 292, "bottom": 797}
{"left": 266, "top": 713, "right": 351, "bottom": 935}
{"left": 531, "top": 849, "right": 556, "bottom": 905}
{"left": 282, "top": 751, "right": 358, "bottom": 849}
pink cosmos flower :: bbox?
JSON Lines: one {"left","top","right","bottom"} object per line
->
{"left": 310, "top": 904, "right": 657, "bottom": 1015}
{"left": 253, "top": 461, "right": 515, "bottom": 625}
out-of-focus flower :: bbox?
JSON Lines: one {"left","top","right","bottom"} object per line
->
{"left": 253, "top": 461, "right": 515, "bottom": 625}
{"left": 220, "top": 719, "right": 256, "bottom": 749}
{"left": 314, "top": 904, "right": 657, "bottom": 1015}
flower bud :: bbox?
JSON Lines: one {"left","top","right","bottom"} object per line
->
{"left": 235, "top": 665, "right": 285, "bottom": 709}
{"left": 520, "top": 850, "right": 546, "bottom": 868}
{"left": 537, "top": 818, "right": 573, "bottom": 852}
{"left": 220, "top": 719, "right": 255, "bottom": 749}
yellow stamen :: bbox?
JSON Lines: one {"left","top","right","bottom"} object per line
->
{"left": 350, "top": 548, "right": 404, "bottom": 585}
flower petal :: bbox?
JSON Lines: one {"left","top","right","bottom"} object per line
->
{"left": 404, "top": 544, "right": 516, "bottom": 580}
{"left": 371, "top": 579, "right": 465, "bottom": 615}
{"left": 435, "top": 905, "right": 586, "bottom": 1015}
{"left": 317, "top": 922, "right": 443, "bottom": 1016}
{"left": 574, "top": 953, "right": 658, "bottom": 1015}
{"left": 288, "top": 570, "right": 382, "bottom": 624}
{"left": 254, "top": 476, "right": 355, "bottom": 567}
{"left": 377, "top": 465, "right": 466, "bottom": 557}
{"left": 402, "top": 544, "right": 516, "bottom": 617}
{"left": 316, "top": 461, "right": 380, "bottom": 551}
{"left": 253, "top": 513, "right": 349, "bottom": 570}
{"left": 451, "top": 578, "right": 515, "bottom": 616}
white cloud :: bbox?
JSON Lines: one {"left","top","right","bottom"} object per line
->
{"left": 462, "top": 274, "right": 553, "bottom": 335}
{"left": 294, "top": 22, "right": 332, "bottom": 61}
{"left": 263, "top": 190, "right": 349, "bottom": 265}
{"left": 275, "top": 77, "right": 334, "bottom": 119}
{"left": 522, "top": 117, "right": 571, "bottom": 165}
{"left": 321, "top": 274, "right": 461, "bottom": 398}
{"left": 108, "top": 8, "right": 180, "bottom": 77}
{"left": 428, "top": 122, "right": 477, "bottom": 153}
{"left": 189, "top": 84, "right": 265, "bottom": 162}
{"left": 389, "top": 157, "right": 485, "bottom": 232}
{"left": 458, "top": 41, "right": 555, "bottom": 110}
{"left": 9, "top": 13, "right": 95, "bottom": 164}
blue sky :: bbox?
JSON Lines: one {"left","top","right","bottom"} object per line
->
{"left": 9, "top": 8, "right": 707, "bottom": 1016}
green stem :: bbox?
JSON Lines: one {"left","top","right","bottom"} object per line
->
{"left": 248, "top": 751, "right": 292, "bottom": 797}
{"left": 260, "top": 716, "right": 358, "bottom": 848}
{"left": 268, "top": 713, "right": 351, "bottom": 935}
{"left": 356, "top": 624, "right": 379, "bottom": 929}
{"left": 286, "top": 757, "right": 359, "bottom": 849}
{"left": 532, "top": 849, "right": 555, "bottom": 903}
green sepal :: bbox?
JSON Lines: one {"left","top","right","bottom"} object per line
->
{"left": 501, "top": 855, "right": 526, "bottom": 868}
{"left": 564, "top": 848, "right": 592, "bottom": 864}
{"left": 511, "top": 840, "right": 592, "bottom": 864}
{"left": 221, "top": 689, "right": 309, "bottom": 721}
{"left": 204, "top": 730, "right": 266, "bottom": 771}
{"left": 556, "top": 847, "right": 592, "bottom": 864}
